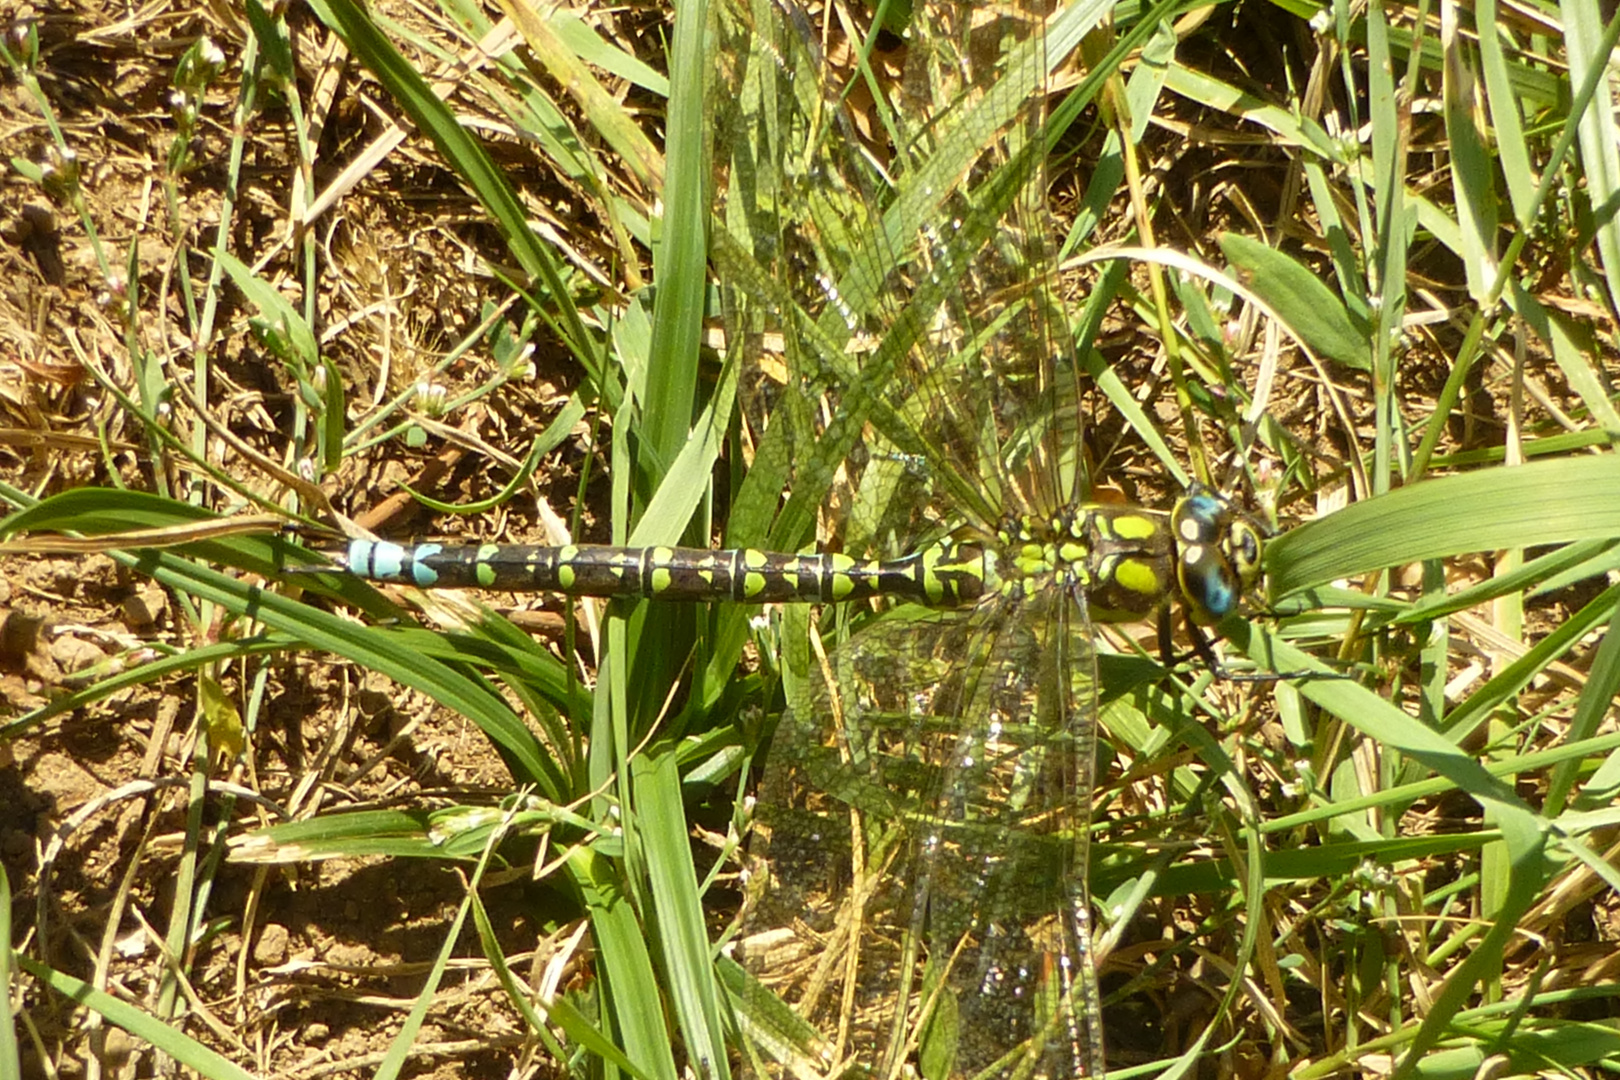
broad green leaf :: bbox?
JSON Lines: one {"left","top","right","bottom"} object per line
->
{"left": 1267, "top": 456, "right": 1620, "bottom": 598}
{"left": 1218, "top": 232, "right": 1367, "bottom": 370}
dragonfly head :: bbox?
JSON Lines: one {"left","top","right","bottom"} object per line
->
{"left": 1172, "top": 487, "right": 1265, "bottom": 625}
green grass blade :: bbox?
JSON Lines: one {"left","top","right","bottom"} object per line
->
{"left": 230, "top": 803, "right": 605, "bottom": 863}
{"left": 470, "top": 887, "right": 647, "bottom": 1078}
{"left": 1547, "top": 601, "right": 1620, "bottom": 815}
{"left": 166, "top": 557, "right": 569, "bottom": 794}
{"left": 714, "top": 957, "right": 827, "bottom": 1073}
{"left": 1441, "top": 23, "right": 1499, "bottom": 304}
{"left": 1511, "top": 285, "right": 1620, "bottom": 436}
{"left": 1, "top": 637, "right": 288, "bottom": 742}
{"left": 0, "top": 864, "right": 18, "bottom": 1078}
{"left": 1097, "top": 831, "right": 1491, "bottom": 903}
{"left": 1228, "top": 623, "right": 1540, "bottom": 828}
{"left": 1564, "top": 0, "right": 1620, "bottom": 318}
{"left": 632, "top": 751, "right": 730, "bottom": 1080}
{"left": 1218, "top": 231, "right": 1368, "bottom": 370}
{"left": 1364, "top": 1, "right": 1410, "bottom": 491}
{"left": 495, "top": 0, "right": 664, "bottom": 190}
{"left": 1226, "top": 622, "right": 1552, "bottom": 1074}
{"left": 2, "top": 489, "right": 569, "bottom": 795}
{"left": 1394, "top": 808, "right": 1547, "bottom": 1077}
{"left": 628, "top": 355, "right": 737, "bottom": 548}
{"left": 569, "top": 848, "right": 680, "bottom": 1080}
{"left": 1266, "top": 456, "right": 1620, "bottom": 598}
{"left": 373, "top": 824, "right": 505, "bottom": 1080}
{"left": 1436, "top": 582, "right": 1619, "bottom": 741}
{"left": 1474, "top": 0, "right": 1533, "bottom": 218}
{"left": 639, "top": 0, "right": 708, "bottom": 486}
{"left": 15, "top": 957, "right": 258, "bottom": 1080}
{"left": 1391, "top": 538, "right": 1614, "bottom": 625}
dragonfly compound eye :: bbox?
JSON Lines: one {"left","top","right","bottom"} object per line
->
{"left": 1172, "top": 491, "right": 1225, "bottom": 546}
{"left": 1178, "top": 542, "right": 1239, "bottom": 624}
{"left": 1172, "top": 490, "right": 1263, "bottom": 624}
{"left": 1226, "top": 517, "right": 1265, "bottom": 594}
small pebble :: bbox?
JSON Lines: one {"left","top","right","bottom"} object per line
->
{"left": 254, "top": 922, "right": 291, "bottom": 965}
{"left": 122, "top": 585, "right": 168, "bottom": 627}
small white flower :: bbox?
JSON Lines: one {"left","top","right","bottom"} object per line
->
{"left": 414, "top": 380, "right": 448, "bottom": 417}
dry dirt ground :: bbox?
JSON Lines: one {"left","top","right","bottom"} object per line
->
{"left": 0, "top": 0, "right": 631, "bottom": 1075}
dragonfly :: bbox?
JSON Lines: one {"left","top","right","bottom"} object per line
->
{"left": 319, "top": 1, "right": 1267, "bottom": 1075}
{"left": 328, "top": 489, "right": 1262, "bottom": 1075}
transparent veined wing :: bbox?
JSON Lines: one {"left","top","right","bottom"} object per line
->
{"left": 752, "top": 582, "right": 1102, "bottom": 1076}
{"left": 710, "top": 0, "right": 1109, "bottom": 1075}
{"left": 711, "top": 0, "right": 1094, "bottom": 555}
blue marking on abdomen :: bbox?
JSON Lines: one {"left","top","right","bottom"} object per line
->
{"left": 351, "top": 540, "right": 441, "bottom": 585}
{"left": 347, "top": 540, "right": 388, "bottom": 577}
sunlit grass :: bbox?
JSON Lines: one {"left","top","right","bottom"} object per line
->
{"left": 1, "top": 0, "right": 1618, "bottom": 1077}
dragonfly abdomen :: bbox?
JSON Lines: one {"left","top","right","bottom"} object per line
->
{"left": 339, "top": 539, "right": 994, "bottom": 605}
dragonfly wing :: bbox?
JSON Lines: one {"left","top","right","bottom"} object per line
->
{"left": 748, "top": 582, "right": 1102, "bottom": 1076}
{"left": 711, "top": 1, "right": 1110, "bottom": 1074}
{"left": 710, "top": 0, "right": 1088, "bottom": 552}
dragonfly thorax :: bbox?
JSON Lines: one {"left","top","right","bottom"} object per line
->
{"left": 996, "top": 534, "right": 1090, "bottom": 598}
{"left": 992, "top": 492, "right": 1267, "bottom": 626}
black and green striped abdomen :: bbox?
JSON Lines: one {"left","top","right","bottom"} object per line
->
{"left": 340, "top": 539, "right": 996, "bottom": 605}
{"left": 332, "top": 494, "right": 1261, "bottom": 620}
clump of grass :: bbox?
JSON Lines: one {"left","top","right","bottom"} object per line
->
{"left": 1, "top": 1, "right": 1618, "bottom": 1077}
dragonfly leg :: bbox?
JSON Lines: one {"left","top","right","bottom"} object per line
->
{"left": 1156, "top": 607, "right": 1223, "bottom": 673}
